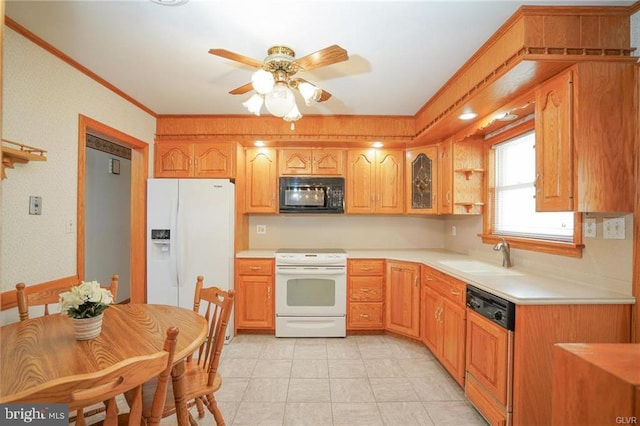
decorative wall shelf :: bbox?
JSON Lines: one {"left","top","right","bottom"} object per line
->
{"left": 455, "top": 168, "right": 485, "bottom": 180}
{"left": 454, "top": 202, "right": 485, "bottom": 213}
{"left": 1, "top": 139, "right": 47, "bottom": 179}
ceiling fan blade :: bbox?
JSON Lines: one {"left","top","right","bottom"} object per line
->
{"left": 208, "top": 48, "right": 263, "bottom": 68}
{"left": 229, "top": 82, "right": 254, "bottom": 95}
{"left": 317, "top": 90, "right": 332, "bottom": 102}
{"left": 295, "top": 45, "right": 349, "bottom": 71}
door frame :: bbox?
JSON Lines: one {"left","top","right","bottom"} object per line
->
{"left": 77, "top": 115, "right": 148, "bottom": 303}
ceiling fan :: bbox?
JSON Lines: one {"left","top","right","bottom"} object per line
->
{"left": 209, "top": 45, "right": 349, "bottom": 126}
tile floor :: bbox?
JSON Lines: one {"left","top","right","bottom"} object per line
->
{"left": 188, "top": 334, "right": 489, "bottom": 426}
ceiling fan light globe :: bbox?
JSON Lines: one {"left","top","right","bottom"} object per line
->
{"left": 265, "top": 83, "right": 296, "bottom": 117}
{"left": 284, "top": 103, "right": 302, "bottom": 122}
{"left": 299, "top": 82, "right": 322, "bottom": 106}
{"left": 251, "top": 69, "right": 275, "bottom": 94}
{"left": 242, "top": 93, "right": 264, "bottom": 116}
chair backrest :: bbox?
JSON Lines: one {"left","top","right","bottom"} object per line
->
{"left": 191, "top": 276, "right": 235, "bottom": 386}
{"left": 16, "top": 275, "right": 119, "bottom": 321}
{"left": 1, "top": 326, "right": 178, "bottom": 426}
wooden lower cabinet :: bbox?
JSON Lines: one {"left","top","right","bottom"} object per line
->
{"left": 552, "top": 343, "right": 640, "bottom": 425}
{"left": 347, "top": 259, "right": 385, "bottom": 330}
{"left": 235, "top": 258, "right": 274, "bottom": 330}
{"left": 386, "top": 261, "right": 420, "bottom": 338}
{"left": 421, "top": 265, "right": 466, "bottom": 386}
{"left": 513, "top": 304, "right": 631, "bottom": 426}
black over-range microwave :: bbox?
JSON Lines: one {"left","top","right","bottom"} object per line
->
{"left": 279, "top": 176, "right": 345, "bottom": 213}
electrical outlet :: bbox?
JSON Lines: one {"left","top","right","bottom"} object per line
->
{"left": 256, "top": 224, "right": 267, "bottom": 235}
{"left": 603, "top": 217, "right": 625, "bottom": 240}
{"left": 451, "top": 226, "right": 457, "bottom": 236}
{"left": 584, "top": 217, "right": 596, "bottom": 238}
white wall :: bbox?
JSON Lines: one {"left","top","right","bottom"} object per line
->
{"left": 1, "top": 27, "right": 156, "bottom": 291}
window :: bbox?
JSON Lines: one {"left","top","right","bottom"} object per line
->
{"left": 484, "top": 123, "right": 582, "bottom": 257}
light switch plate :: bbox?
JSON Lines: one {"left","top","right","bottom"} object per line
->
{"left": 29, "top": 196, "right": 42, "bottom": 215}
{"left": 584, "top": 217, "right": 596, "bottom": 238}
{"left": 603, "top": 217, "right": 625, "bottom": 239}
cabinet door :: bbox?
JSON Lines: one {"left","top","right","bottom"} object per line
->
{"left": 346, "top": 149, "right": 376, "bottom": 213}
{"left": 386, "top": 261, "right": 420, "bottom": 338}
{"left": 406, "top": 146, "right": 438, "bottom": 214}
{"left": 438, "top": 139, "right": 453, "bottom": 214}
{"left": 279, "top": 149, "right": 312, "bottom": 175}
{"left": 466, "top": 310, "right": 510, "bottom": 406}
{"left": 376, "top": 150, "right": 404, "bottom": 214}
{"left": 155, "top": 141, "right": 193, "bottom": 178}
{"left": 421, "top": 285, "right": 441, "bottom": 355}
{"left": 194, "top": 142, "right": 235, "bottom": 178}
{"left": 440, "top": 297, "right": 466, "bottom": 386}
{"left": 245, "top": 148, "right": 278, "bottom": 213}
{"left": 236, "top": 274, "right": 274, "bottom": 329}
{"left": 535, "top": 70, "right": 574, "bottom": 211}
{"left": 312, "top": 149, "right": 344, "bottom": 175}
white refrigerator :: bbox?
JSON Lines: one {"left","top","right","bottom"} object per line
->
{"left": 147, "top": 178, "right": 234, "bottom": 342}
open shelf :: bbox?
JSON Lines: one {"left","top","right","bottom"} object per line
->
{"left": 2, "top": 139, "right": 47, "bottom": 179}
{"left": 454, "top": 202, "right": 485, "bottom": 213}
{"left": 455, "top": 168, "right": 485, "bottom": 180}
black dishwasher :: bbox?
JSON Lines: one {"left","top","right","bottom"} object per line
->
{"left": 466, "top": 285, "right": 515, "bottom": 331}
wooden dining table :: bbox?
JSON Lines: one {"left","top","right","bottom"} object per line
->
{"left": 0, "top": 303, "right": 208, "bottom": 425}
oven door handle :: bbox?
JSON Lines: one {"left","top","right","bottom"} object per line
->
{"left": 276, "top": 267, "right": 346, "bottom": 275}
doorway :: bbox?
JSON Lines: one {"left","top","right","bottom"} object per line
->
{"left": 77, "top": 115, "right": 149, "bottom": 303}
{"left": 85, "top": 135, "right": 132, "bottom": 302}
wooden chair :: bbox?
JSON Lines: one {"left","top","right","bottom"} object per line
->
{"left": 15, "top": 275, "right": 119, "bottom": 321}
{"left": 134, "top": 276, "right": 234, "bottom": 426}
{"left": 2, "top": 326, "right": 179, "bottom": 426}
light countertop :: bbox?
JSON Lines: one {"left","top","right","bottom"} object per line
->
{"left": 236, "top": 248, "right": 635, "bottom": 306}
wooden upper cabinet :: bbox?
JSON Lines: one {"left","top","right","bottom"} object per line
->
{"left": 535, "top": 63, "right": 634, "bottom": 213}
{"left": 154, "top": 140, "right": 235, "bottom": 178}
{"left": 438, "top": 137, "right": 484, "bottom": 215}
{"left": 279, "top": 148, "right": 344, "bottom": 176}
{"left": 245, "top": 148, "right": 278, "bottom": 213}
{"left": 535, "top": 70, "right": 574, "bottom": 212}
{"left": 406, "top": 146, "right": 438, "bottom": 214}
{"left": 346, "top": 149, "right": 404, "bottom": 214}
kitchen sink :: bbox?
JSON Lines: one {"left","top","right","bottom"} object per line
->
{"left": 437, "top": 260, "right": 523, "bottom": 276}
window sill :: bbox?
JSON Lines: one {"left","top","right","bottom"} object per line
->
{"left": 479, "top": 234, "right": 584, "bottom": 258}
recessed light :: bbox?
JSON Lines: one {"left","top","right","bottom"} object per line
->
{"left": 458, "top": 112, "right": 478, "bottom": 121}
{"left": 372, "top": 141, "right": 384, "bottom": 148}
{"left": 254, "top": 141, "right": 265, "bottom": 147}
{"left": 150, "top": 0, "right": 189, "bottom": 6}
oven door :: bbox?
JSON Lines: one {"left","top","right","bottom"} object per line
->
{"left": 275, "top": 266, "right": 346, "bottom": 317}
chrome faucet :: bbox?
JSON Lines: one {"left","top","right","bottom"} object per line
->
{"left": 493, "top": 236, "right": 512, "bottom": 268}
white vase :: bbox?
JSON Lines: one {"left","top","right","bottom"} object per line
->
{"left": 72, "top": 313, "right": 104, "bottom": 340}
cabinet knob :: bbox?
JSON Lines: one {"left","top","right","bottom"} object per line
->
{"left": 249, "top": 266, "right": 261, "bottom": 271}
{"left": 360, "top": 314, "right": 370, "bottom": 318}
{"left": 361, "top": 267, "right": 373, "bottom": 271}
{"left": 267, "top": 287, "right": 271, "bottom": 299}
{"left": 360, "top": 288, "right": 371, "bottom": 292}
{"left": 450, "top": 289, "right": 460, "bottom": 296}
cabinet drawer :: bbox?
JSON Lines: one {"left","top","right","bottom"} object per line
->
{"left": 349, "top": 276, "right": 384, "bottom": 302}
{"left": 422, "top": 266, "right": 465, "bottom": 306}
{"left": 236, "top": 259, "right": 274, "bottom": 275}
{"left": 348, "top": 303, "right": 384, "bottom": 329}
{"left": 349, "top": 259, "right": 385, "bottom": 276}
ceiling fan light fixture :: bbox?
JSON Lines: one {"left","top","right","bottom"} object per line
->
{"left": 242, "top": 93, "right": 264, "bottom": 116}
{"left": 265, "top": 83, "right": 296, "bottom": 117}
{"left": 284, "top": 103, "right": 302, "bottom": 122}
{"left": 251, "top": 69, "right": 275, "bottom": 94}
{"left": 298, "top": 82, "right": 322, "bottom": 106}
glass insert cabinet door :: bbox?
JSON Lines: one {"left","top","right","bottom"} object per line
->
{"left": 406, "top": 146, "right": 438, "bottom": 213}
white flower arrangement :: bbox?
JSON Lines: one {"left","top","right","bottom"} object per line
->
{"left": 59, "top": 281, "right": 114, "bottom": 319}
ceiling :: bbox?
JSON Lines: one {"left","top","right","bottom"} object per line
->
{"left": 4, "top": 0, "right": 636, "bottom": 117}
